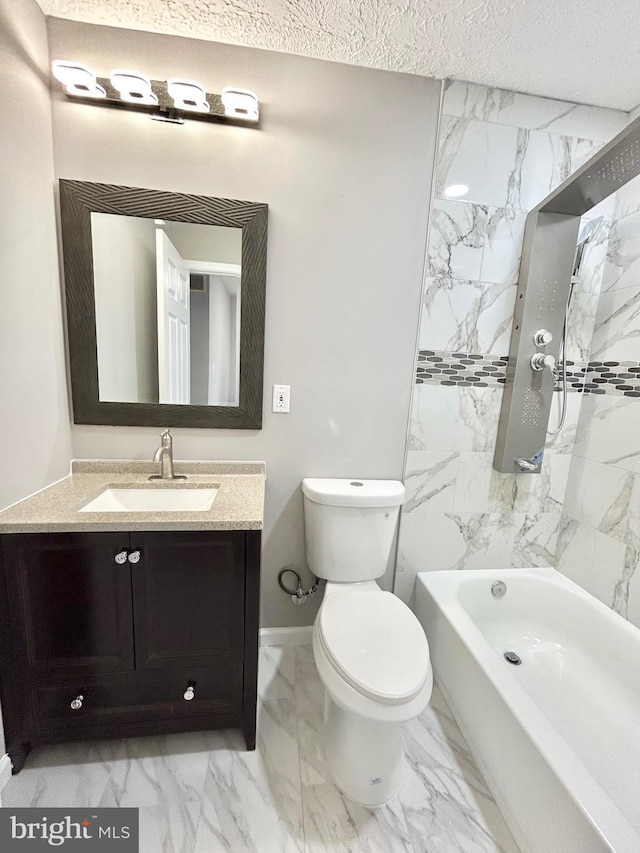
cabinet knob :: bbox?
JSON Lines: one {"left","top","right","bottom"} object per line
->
{"left": 128, "top": 550, "right": 141, "bottom": 564}
{"left": 70, "top": 694, "right": 84, "bottom": 710}
{"left": 114, "top": 550, "right": 128, "bottom": 564}
{"left": 183, "top": 684, "right": 195, "bottom": 701}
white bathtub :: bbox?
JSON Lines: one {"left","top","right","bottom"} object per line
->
{"left": 414, "top": 567, "right": 640, "bottom": 853}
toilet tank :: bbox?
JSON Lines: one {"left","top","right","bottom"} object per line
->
{"left": 302, "top": 478, "right": 405, "bottom": 582}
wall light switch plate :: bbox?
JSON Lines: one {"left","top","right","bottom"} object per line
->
{"left": 272, "top": 384, "right": 290, "bottom": 413}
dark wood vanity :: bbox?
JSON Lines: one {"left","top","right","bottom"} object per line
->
{"left": 0, "top": 527, "right": 261, "bottom": 773}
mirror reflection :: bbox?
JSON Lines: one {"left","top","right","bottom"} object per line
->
{"left": 91, "top": 213, "right": 242, "bottom": 407}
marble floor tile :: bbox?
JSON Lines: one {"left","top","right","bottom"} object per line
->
{"left": 294, "top": 643, "right": 324, "bottom": 718}
{"left": 258, "top": 644, "right": 296, "bottom": 701}
{"left": 297, "top": 712, "right": 329, "bottom": 788}
{"left": 400, "top": 691, "right": 519, "bottom": 853}
{"left": 99, "top": 730, "right": 213, "bottom": 808}
{"left": 302, "top": 782, "right": 413, "bottom": 853}
{"left": 2, "top": 740, "right": 116, "bottom": 808}
{"left": 2, "top": 646, "right": 520, "bottom": 853}
{"left": 193, "top": 699, "right": 304, "bottom": 853}
{"left": 139, "top": 801, "right": 200, "bottom": 853}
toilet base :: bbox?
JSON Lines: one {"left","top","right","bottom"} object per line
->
{"left": 323, "top": 697, "right": 404, "bottom": 807}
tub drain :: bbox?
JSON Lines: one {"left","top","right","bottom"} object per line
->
{"left": 504, "top": 651, "right": 522, "bottom": 665}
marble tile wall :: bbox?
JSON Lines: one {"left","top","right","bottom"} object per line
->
{"left": 396, "top": 80, "right": 628, "bottom": 605}
{"left": 558, "top": 171, "right": 640, "bottom": 630}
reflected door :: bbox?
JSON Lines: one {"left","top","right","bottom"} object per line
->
{"left": 156, "top": 230, "right": 191, "bottom": 403}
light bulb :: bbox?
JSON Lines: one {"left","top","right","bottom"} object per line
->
{"left": 167, "top": 78, "right": 210, "bottom": 113}
{"left": 52, "top": 60, "right": 106, "bottom": 99}
{"left": 221, "top": 87, "right": 259, "bottom": 121}
{"left": 110, "top": 70, "right": 158, "bottom": 106}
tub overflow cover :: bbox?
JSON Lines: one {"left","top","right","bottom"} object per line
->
{"left": 504, "top": 651, "right": 522, "bottom": 665}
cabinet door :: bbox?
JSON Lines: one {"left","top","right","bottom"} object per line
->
{"left": 2, "top": 533, "right": 135, "bottom": 680}
{"left": 131, "top": 531, "right": 245, "bottom": 670}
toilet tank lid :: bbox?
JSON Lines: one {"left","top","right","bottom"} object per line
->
{"left": 302, "top": 478, "right": 405, "bottom": 508}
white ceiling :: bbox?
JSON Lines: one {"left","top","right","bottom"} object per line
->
{"left": 37, "top": 0, "right": 640, "bottom": 111}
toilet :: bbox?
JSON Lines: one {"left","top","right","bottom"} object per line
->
{"left": 302, "top": 477, "right": 432, "bottom": 807}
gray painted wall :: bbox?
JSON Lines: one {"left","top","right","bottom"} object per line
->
{"left": 47, "top": 18, "right": 441, "bottom": 626}
{"left": 190, "top": 290, "right": 210, "bottom": 405}
{"left": 164, "top": 222, "right": 242, "bottom": 265}
{"left": 92, "top": 214, "right": 158, "bottom": 403}
{"left": 0, "top": 0, "right": 72, "bottom": 513}
{"left": 0, "top": 0, "right": 73, "bottom": 759}
{"left": 207, "top": 277, "right": 234, "bottom": 405}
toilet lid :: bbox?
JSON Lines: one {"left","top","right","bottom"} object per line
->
{"left": 318, "top": 590, "right": 430, "bottom": 704}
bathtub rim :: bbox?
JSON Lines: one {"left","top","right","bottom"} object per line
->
{"left": 415, "top": 566, "right": 640, "bottom": 852}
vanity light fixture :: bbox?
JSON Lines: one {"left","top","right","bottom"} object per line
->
{"left": 51, "top": 59, "right": 260, "bottom": 127}
{"left": 221, "top": 87, "right": 259, "bottom": 121}
{"left": 167, "top": 78, "right": 210, "bottom": 113}
{"left": 110, "top": 70, "right": 158, "bottom": 106}
{"left": 52, "top": 60, "right": 106, "bottom": 99}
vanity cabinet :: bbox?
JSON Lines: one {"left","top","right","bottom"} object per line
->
{"left": 0, "top": 529, "right": 260, "bottom": 772}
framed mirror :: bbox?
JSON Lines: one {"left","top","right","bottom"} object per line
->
{"left": 59, "top": 180, "right": 268, "bottom": 428}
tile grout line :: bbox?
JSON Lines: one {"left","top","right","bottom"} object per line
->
{"left": 293, "top": 645, "right": 310, "bottom": 853}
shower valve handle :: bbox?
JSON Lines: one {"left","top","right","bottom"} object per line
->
{"left": 531, "top": 353, "right": 558, "bottom": 380}
{"left": 533, "top": 329, "right": 553, "bottom": 346}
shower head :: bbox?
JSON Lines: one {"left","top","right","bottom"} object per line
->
{"left": 578, "top": 216, "right": 604, "bottom": 246}
{"left": 574, "top": 215, "right": 604, "bottom": 277}
{"left": 578, "top": 215, "right": 604, "bottom": 246}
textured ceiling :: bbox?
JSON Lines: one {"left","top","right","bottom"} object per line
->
{"left": 37, "top": 0, "right": 640, "bottom": 110}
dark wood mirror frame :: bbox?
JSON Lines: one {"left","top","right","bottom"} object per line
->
{"left": 59, "top": 179, "right": 267, "bottom": 429}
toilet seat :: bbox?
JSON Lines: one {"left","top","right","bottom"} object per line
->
{"left": 317, "top": 589, "right": 430, "bottom": 705}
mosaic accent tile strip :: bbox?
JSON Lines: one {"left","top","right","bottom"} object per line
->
{"left": 574, "top": 361, "right": 640, "bottom": 397}
{"left": 416, "top": 351, "right": 640, "bottom": 398}
{"left": 416, "top": 351, "right": 508, "bottom": 388}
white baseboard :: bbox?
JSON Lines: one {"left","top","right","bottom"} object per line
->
{"left": 260, "top": 626, "right": 313, "bottom": 647}
{"left": 0, "top": 753, "right": 12, "bottom": 797}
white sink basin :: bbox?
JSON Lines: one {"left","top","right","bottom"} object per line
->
{"left": 79, "top": 487, "right": 218, "bottom": 513}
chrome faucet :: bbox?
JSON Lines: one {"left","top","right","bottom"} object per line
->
{"left": 149, "top": 429, "right": 186, "bottom": 481}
